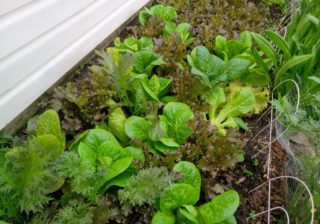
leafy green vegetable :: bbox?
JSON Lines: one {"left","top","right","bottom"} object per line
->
{"left": 160, "top": 183, "right": 199, "bottom": 212}
{"left": 163, "top": 22, "right": 193, "bottom": 42}
{"left": 114, "top": 37, "right": 154, "bottom": 53}
{"left": 151, "top": 161, "right": 240, "bottom": 224}
{"left": 53, "top": 200, "right": 93, "bottom": 224}
{"left": 141, "top": 75, "right": 173, "bottom": 103}
{"left": 139, "top": 4, "right": 177, "bottom": 26}
{"left": 225, "top": 81, "right": 270, "bottom": 115}
{"left": 213, "top": 32, "right": 272, "bottom": 87}
{"left": 108, "top": 107, "right": 128, "bottom": 143}
{"left": 134, "top": 50, "right": 165, "bottom": 75}
{"left": 118, "top": 167, "right": 174, "bottom": 206}
{"left": 160, "top": 102, "right": 194, "bottom": 145}
{"left": 187, "top": 46, "right": 250, "bottom": 87}
{"left": 125, "top": 116, "right": 153, "bottom": 141}
{"left": 208, "top": 87, "right": 255, "bottom": 135}
{"left": 96, "top": 49, "right": 135, "bottom": 107}
{"left": 0, "top": 110, "right": 65, "bottom": 215}
{"left": 172, "top": 161, "right": 201, "bottom": 194}
{"left": 59, "top": 129, "right": 142, "bottom": 200}
{"left": 197, "top": 190, "right": 240, "bottom": 223}
{"left": 152, "top": 212, "right": 175, "bottom": 224}
{"left": 125, "top": 102, "right": 194, "bottom": 153}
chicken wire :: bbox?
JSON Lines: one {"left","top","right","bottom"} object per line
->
{"left": 274, "top": 79, "right": 318, "bottom": 223}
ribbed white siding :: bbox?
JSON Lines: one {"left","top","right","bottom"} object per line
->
{"left": 0, "top": 0, "right": 150, "bottom": 129}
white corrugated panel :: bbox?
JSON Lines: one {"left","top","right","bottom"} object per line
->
{"left": 0, "top": 0, "right": 33, "bottom": 16}
{"left": 0, "top": 0, "right": 151, "bottom": 129}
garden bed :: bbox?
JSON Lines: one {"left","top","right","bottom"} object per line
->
{"left": 1, "top": 0, "right": 319, "bottom": 223}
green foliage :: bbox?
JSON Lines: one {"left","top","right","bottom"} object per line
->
{"left": 214, "top": 32, "right": 272, "bottom": 86}
{"left": 139, "top": 4, "right": 177, "bottom": 26}
{"left": 154, "top": 114, "right": 244, "bottom": 199}
{"left": 125, "top": 102, "right": 194, "bottom": 153}
{"left": 283, "top": 157, "right": 320, "bottom": 223}
{"left": 96, "top": 46, "right": 167, "bottom": 115}
{"left": 133, "top": 4, "right": 194, "bottom": 70}
{"left": 47, "top": 66, "right": 116, "bottom": 132}
{"left": 30, "top": 200, "right": 93, "bottom": 224}
{"left": 53, "top": 200, "right": 93, "bottom": 224}
{"left": 114, "top": 36, "right": 154, "bottom": 53}
{"left": 250, "top": 0, "right": 320, "bottom": 138}
{"left": 108, "top": 107, "right": 128, "bottom": 144}
{"left": 59, "top": 129, "right": 143, "bottom": 200}
{"left": 152, "top": 161, "right": 239, "bottom": 224}
{"left": 96, "top": 49, "right": 136, "bottom": 108}
{"left": 197, "top": 190, "right": 240, "bottom": 223}
{"left": 207, "top": 86, "right": 255, "bottom": 135}
{"left": 225, "top": 81, "right": 270, "bottom": 115}
{"left": 0, "top": 132, "right": 19, "bottom": 149}
{"left": 157, "top": 0, "right": 279, "bottom": 51}
{"left": 118, "top": 167, "right": 174, "bottom": 206}
{"left": 0, "top": 110, "right": 65, "bottom": 217}
{"left": 187, "top": 46, "right": 250, "bottom": 87}
{"left": 141, "top": 75, "right": 173, "bottom": 103}
{"left": 134, "top": 50, "right": 165, "bottom": 75}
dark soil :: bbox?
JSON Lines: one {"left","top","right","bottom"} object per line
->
{"left": 234, "top": 112, "right": 288, "bottom": 223}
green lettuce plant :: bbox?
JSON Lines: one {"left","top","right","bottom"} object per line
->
{"left": 187, "top": 46, "right": 250, "bottom": 88}
{"left": 163, "top": 22, "right": 193, "bottom": 42}
{"left": 152, "top": 161, "right": 240, "bottom": 224}
{"left": 214, "top": 31, "right": 272, "bottom": 86}
{"left": 0, "top": 110, "right": 65, "bottom": 216}
{"left": 139, "top": 4, "right": 177, "bottom": 26}
{"left": 125, "top": 102, "right": 194, "bottom": 153}
{"left": 96, "top": 46, "right": 165, "bottom": 115}
{"left": 207, "top": 86, "right": 255, "bottom": 135}
{"left": 59, "top": 128, "right": 144, "bottom": 200}
{"left": 114, "top": 37, "right": 154, "bottom": 53}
